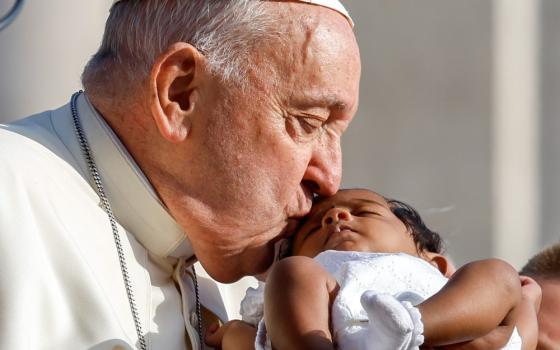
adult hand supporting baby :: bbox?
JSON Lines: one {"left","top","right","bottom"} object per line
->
{"left": 516, "top": 275, "right": 542, "bottom": 350}
{"left": 424, "top": 325, "right": 513, "bottom": 350}
{"left": 428, "top": 275, "right": 542, "bottom": 350}
{"left": 205, "top": 320, "right": 257, "bottom": 350}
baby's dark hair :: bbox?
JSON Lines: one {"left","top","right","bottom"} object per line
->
{"left": 384, "top": 197, "right": 444, "bottom": 254}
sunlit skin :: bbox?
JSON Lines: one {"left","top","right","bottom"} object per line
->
{"left": 151, "top": 3, "right": 360, "bottom": 283}
{"left": 89, "top": 2, "right": 360, "bottom": 282}
{"left": 535, "top": 278, "right": 560, "bottom": 350}
{"left": 292, "top": 189, "right": 419, "bottom": 258}
{"left": 207, "top": 190, "right": 537, "bottom": 350}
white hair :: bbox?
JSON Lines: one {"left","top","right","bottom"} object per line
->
{"left": 82, "top": 0, "right": 281, "bottom": 92}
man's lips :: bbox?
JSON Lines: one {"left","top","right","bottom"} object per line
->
{"left": 286, "top": 185, "right": 314, "bottom": 219}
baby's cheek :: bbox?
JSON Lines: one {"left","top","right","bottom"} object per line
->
{"left": 293, "top": 239, "right": 320, "bottom": 258}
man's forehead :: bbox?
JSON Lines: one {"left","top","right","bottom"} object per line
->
{"left": 112, "top": 0, "right": 353, "bottom": 27}
{"left": 293, "top": 0, "right": 353, "bottom": 27}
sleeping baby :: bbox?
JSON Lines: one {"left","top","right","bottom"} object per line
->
{"left": 205, "top": 189, "right": 538, "bottom": 350}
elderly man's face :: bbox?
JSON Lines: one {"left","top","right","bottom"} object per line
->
{"left": 180, "top": 3, "right": 360, "bottom": 282}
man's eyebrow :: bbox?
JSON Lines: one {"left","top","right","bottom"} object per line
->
{"left": 292, "top": 94, "right": 348, "bottom": 112}
{"left": 326, "top": 97, "right": 348, "bottom": 111}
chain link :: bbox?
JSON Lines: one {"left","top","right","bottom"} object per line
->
{"left": 71, "top": 91, "right": 147, "bottom": 350}
{"left": 191, "top": 265, "right": 204, "bottom": 348}
{"left": 71, "top": 91, "right": 204, "bottom": 350}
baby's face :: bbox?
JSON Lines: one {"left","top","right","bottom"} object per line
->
{"left": 292, "top": 189, "right": 419, "bottom": 258}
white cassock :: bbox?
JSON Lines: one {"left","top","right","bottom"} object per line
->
{"left": 0, "top": 93, "right": 254, "bottom": 349}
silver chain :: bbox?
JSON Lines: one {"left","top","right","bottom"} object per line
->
{"left": 191, "top": 264, "right": 204, "bottom": 348}
{"left": 70, "top": 91, "right": 203, "bottom": 350}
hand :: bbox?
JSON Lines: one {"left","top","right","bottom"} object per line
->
{"left": 430, "top": 276, "right": 542, "bottom": 350}
{"left": 519, "top": 275, "right": 542, "bottom": 312}
{"left": 205, "top": 322, "right": 226, "bottom": 349}
{"left": 422, "top": 324, "right": 514, "bottom": 350}
{"left": 205, "top": 320, "right": 257, "bottom": 350}
{"left": 517, "top": 275, "right": 541, "bottom": 350}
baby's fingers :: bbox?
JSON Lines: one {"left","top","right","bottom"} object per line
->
{"left": 205, "top": 322, "right": 225, "bottom": 348}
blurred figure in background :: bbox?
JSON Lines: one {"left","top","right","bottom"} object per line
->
{"left": 520, "top": 243, "right": 560, "bottom": 350}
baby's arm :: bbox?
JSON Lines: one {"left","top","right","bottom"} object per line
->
{"left": 265, "top": 256, "right": 339, "bottom": 350}
{"left": 418, "top": 259, "right": 522, "bottom": 347}
{"left": 422, "top": 275, "right": 540, "bottom": 350}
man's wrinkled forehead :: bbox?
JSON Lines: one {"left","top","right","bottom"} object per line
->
{"left": 112, "top": 0, "right": 354, "bottom": 27}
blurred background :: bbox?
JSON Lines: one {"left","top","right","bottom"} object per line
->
{"left": 0, "top": 0, "right": 557, "bottom": 273}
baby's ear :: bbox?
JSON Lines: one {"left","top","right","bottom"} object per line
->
{"left": 423, "top": 252, "right": 455, "bottom": 278}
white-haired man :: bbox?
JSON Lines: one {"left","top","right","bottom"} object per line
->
{"left": 0, "top": 0, "right": 359, "bottom": 349}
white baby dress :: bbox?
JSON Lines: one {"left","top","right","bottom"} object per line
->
{"left": 240, "top": 250, "right": 522, "bottom": 350}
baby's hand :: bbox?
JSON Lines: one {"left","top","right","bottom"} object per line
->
{"left": 205, "top": 322, "right": 226, "bottom": 348}
{"left": 205, "top": 320, "right": 256, "bottom": 350}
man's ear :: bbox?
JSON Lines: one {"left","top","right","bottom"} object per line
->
{"left": 149, "top": 42, "right": 204, "bottom": 143}
{"left": 424, "top": 252, "right": 455, "bottom": 278}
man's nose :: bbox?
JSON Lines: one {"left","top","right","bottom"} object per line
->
{"left": 322, "top": 207, "right": 351, "bottom": 227}
{"left": 302, "top": 138, "right": 342, "bottom": 197}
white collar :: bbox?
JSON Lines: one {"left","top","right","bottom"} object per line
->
{"left": 74, "top": 93, "right": 193, "bottom": 259}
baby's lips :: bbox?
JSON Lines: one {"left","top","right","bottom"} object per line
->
{"left": 327, "top": 225, "right": 341, "bottom": 235}
{"left": 327, "top": 223, "right": 352, "bottom": 235}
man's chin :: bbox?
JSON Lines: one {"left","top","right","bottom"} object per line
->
{"left": 199, "top": 245, "right": 276, "bottom": 283}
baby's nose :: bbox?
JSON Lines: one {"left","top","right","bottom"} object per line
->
{"left": 322, "top": 207, "right": 351, "bottom": 227}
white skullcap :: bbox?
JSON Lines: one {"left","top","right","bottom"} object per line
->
{"left": 297, "top": 0, "right": 353, "bottom": 27}
{"left": 112, "top": 0, "right": 354, "bottom": 27}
